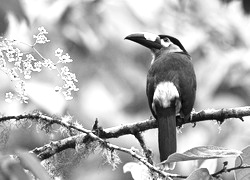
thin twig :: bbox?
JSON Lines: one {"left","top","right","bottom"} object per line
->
{"left": 212, "top": 165, "right": 250, "bottom": 178}
{"left": 134, "top": 132, "right": 153, "bottom": 165}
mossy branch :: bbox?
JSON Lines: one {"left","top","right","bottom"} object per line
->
{"left": 1, "top": 106, "right": 250, "bottom": 178}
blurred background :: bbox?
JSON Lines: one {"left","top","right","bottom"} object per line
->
{"left": 1, "top": 0, "right": 250, "bottom": 179}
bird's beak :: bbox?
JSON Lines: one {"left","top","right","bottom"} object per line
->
{"left": 125, "top": 32, "right": 162, "bottom": 49}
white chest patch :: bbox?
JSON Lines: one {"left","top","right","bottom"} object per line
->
{"left": 152, "top": 82, "right": 180, "bottom": 110}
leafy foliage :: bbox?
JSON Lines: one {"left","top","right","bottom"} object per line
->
{"left": 186, "top": 168, "right": 212, "bottom": 180}
{"left": 164, "top": 146, "right": 241, "bottom": 163}
{"left": 235, "top": 146, "right": 250, "bottom": 180}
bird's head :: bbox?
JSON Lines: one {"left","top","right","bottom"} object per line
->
{"left": 125, "top": 32, "right": 188, "bottom": 56}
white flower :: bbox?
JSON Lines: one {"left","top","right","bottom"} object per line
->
{"left": 55, "top": 48, "right": 63, "bottom": 57}
{"left": 38, "top": 26, "right": 48, "bottom": 34}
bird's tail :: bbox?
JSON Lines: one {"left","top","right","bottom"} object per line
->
{"left": 157, "top": 106, "right": 176, "bottom": 162}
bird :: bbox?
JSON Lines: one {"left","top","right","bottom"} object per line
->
{"left": 125, "top": 32, "right": 196, "bottom": 162}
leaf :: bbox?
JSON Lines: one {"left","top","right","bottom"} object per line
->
{"left": 17, "top": 150, "right": 52, "bottom": 180}
{"left": 186, "top": 168, "right": 213, "bottom": 180}
{"left": 199, "top": 159, "right": 218, "bottom": 174}
{"left": 123, "top": 162, "right": 152, "bottom": 180}
{"left": 234, "top": 146, "right": 250, "bottom": 180}
{"left": 163, "top": 146, "right": 242, "bottom": 164}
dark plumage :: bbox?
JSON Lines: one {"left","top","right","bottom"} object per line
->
{"left": 125, "top": 32, "right": 196, "bottom": 162}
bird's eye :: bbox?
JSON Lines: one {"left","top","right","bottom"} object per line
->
{"left": 163, "top": 38, "right": 170, "bottom": 42}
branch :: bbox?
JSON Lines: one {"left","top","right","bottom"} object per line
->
{"left": 1, "top": 106, "right": 250, "bottom": 160}
{"left": 31, "top": 132, "right": 170, "bottom": 178}
{"left": 1, "top": 106, "right": 249, "bottom": 138}
{"left": 4, "top": 113, "right": 168, "bottom": 177}
{"left": 212, "top": 162, "right": 250, "bottom": 178}
{"left": 134, "top": 132, "right": 153, "bottom": 165}
{"left": 185, "top": 106, "right": 250, "bottom": 125}
{"left": 100, "top": 106, "right": 250, "bottom": 137}
{"left": 1, "top": 106, "right": 250, "bottom": 178}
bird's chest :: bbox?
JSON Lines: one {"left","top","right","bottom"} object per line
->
{"left": 147, "top": 55, "right": 187, "bottom": 116}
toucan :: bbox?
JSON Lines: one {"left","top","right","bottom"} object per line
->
{"left": 125, "top": 32, "right": 196, "bottom": 162}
